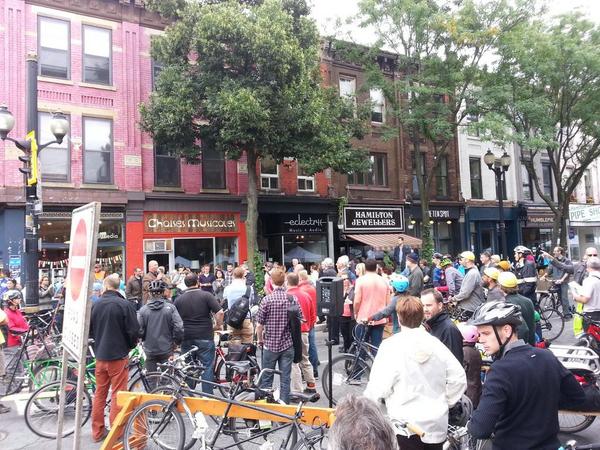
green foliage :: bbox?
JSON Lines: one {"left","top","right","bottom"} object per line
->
{"left": 253, "top": 250, "right": 265, "bottom": 295}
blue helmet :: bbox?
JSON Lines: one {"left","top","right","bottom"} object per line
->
{"left": 390, "top": 274, "right": 409, "bottom": 293}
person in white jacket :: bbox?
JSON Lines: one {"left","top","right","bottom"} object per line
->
{"left": 364, "top": 296, "right": 467, "bottom": 449}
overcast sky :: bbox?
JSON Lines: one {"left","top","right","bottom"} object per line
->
{"left": 310, "top": 0, "right": 600, "bottom": 45}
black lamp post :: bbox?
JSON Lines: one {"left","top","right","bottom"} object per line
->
{"left": 484, "top": 149, "right": 511, "bottom": 259}
{"left": 0, "top": 56, "right": 70, "bottom": 309}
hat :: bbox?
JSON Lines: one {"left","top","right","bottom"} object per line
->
{"left": 497, "top": 260, "right": 511, "bottom": 271}
{"left": 406, "top": 252, "right": 419, "bottom": 263}
{"left": 432, "top": 252, "right": 443, "bottom": 259}
{"left": 440, "top": 258, "right": 453, "bottom": 268}
{"left": 498, "top": 271, "right": 518, "bottom": 288}
{"left": 483, "top": 267, "right": 500, "bottom": 281}
{"left": 460, "top": 251, "right": 476, "bottom": 262}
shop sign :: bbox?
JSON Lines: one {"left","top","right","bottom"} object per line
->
{"left": 343, "top": 206, "right": 404, "bottom": 233}
{"left": 282, "top": 214, "right": 328, "bottom": 234}
{"left": 569, "top": 204, "right": 600, "bottom": 223}
{"left": 410, "top": 206, "right": 461, "bottom": 220}
{"left": 144, "top": 212, "right": 238, "bottom": 234}
{"left": 526, "top": 210, "right": 555, "bottom": 227}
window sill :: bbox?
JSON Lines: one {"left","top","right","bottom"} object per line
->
{"left": 153, "top": 186, "right": 184, "bottom": 192}
{"left": 38, "top": 76, "right": 74, "bottom": 85}
{"left": 297, "top": 190, "right": 317, "bottom": 195}
{"left": 79, "top": 82, "right": 116, "bottom": 91}
{"left": 80, "top": 183, "right": 118, "bottom": 190}
{"left": 201, "top": 188, "right": 229, "bottom": 194}
{"left": 348, "top": 185, "right": 391, "bottom": 192}
{"left": 43, "top": 181, "right": 75, "bottom": 188}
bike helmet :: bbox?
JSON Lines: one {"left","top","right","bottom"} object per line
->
{"left": 470, "top": 300, "right": 522, "bottom": 327}
{"left": 389, "top": 274, "right": 409, "bottom": 293}
{"left": 448, "top": 395, "right": 473, "bottom": 427}
{"left": 513, "top": 245, "right": 531, "bottom": 255}
{"left": 6, "top": 290, "right": 23, "bottom": 302}
{"left": 149, "top": 279, "right": 168, "bottom": 293}
{"left": 457, "top": 323, "right": 479, "bottom": 344}
{"left": 440, "top": 258, "right": 453, "bottom": 268}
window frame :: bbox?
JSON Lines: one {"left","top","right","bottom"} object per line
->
{"left": 82, "top": 116, "right": 113, "bottom": 185}
{"left": 154, "top": 144, "right": 181, "bottom": 188}
{"left": 469, "top": 157, "right": 483, "bottom": 199}
{"left": 151, "top": 59, "right": 163, "bottom": 90}
{"left": 339, "top": 75, "right": 357, "bottom": 110}
{"left": 260, "top": 158, "right": 280, "bottom": 191}
{"left": 349, "top": 153, "right": 388, "bottom": 187}
{"left": 435, "top": 155, "right": 449, "bottom": 199}
{"left": 521, "top": 163, "right": 534, "bottom": 201}
{"left": 82, "top": 24, "right": 112, "bottom": 85}
{"left": 37, "top": 111, "right": 71, "bottom": 182}
{"left": 297, "top": 166, "right": 315, "bottom": 192}
{"left": 201, "top": 146, "right": 226, "bottom": 190}
{"left": 370, "top": 88, "right": 385, "bottom": 123}
{"left": 584, "top": 170, "right": 593, "bottom": 200}
{"left": 38, "top": 16, "right": 71, "bottom": 80}
{"left": 541, "top": 161, "right": 554, "bottom": 201}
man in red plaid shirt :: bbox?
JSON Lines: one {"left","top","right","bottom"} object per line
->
{"left": 256, "top": 269, "right": 302, "bottom": 403}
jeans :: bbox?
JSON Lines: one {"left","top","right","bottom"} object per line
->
{"left": 181, "top": 339, "right": 215, "bottom": 394}
{"left": 355, "top": 324, "right": 384, "bottom": 354}
{"left": 260, "top": 346, "right": 294, "bottom": 403}
{"left": 308, "top": 328, "right": 319, "bottom": 370}
{"left": 558, "top": 283, "right": 571, "bottom": 315}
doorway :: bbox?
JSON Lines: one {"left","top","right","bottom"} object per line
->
{"left": 145, "top": 253, "right": 170, "bottom": 272}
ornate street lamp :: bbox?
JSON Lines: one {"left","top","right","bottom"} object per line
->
{"left": 484, "top": 149, "right": 511, "bottom": 258}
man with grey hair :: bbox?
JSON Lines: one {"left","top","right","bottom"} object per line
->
{"left": 574, "top": 256, "right": 600, "bottom": 321}
{"left": 328, "top": 395, "right": 398, "bottom": 450}
{"left": 320, "top": 257, "right": 337, "bottom": 277}
{"left": 142, "top": 260, "right": 163, "bottom": 305}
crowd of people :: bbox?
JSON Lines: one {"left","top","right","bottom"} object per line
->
{"left": 1, "top": 239, "right": 600, "bottom": 447}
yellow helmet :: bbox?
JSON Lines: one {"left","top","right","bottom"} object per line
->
{"left": 460, "top": 251, "right": 476, "bottom": 262}
{"left": 498, "top": 271, "right": 518, "bottom": 288}
{"left": 483, "top": 267, "right": 500, "bottom": 281}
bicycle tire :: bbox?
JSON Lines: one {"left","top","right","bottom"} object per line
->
{"left": 321, "top": 353, "right": 371, "bottom": 406}
{"left": 291, "top": 428, "right": 329, "bottom": 450}
{"left": 558, "top": 411, "right": 596, "bottom": 433}
{"left": 540, "top": 308, "right": 565, "bottom": 342}
{"left": 28, "top": 361, "right": 62, "bottom": 391}
{"left": 123, "top": 399, "right": 185, "bottom": 450}
{"left": 128, "top": 371, "right": 179, "bottom": 393}
{"left": 24, "top": 380, "right": 92, "bottom": 438}
{"left": 0, "top": 348, "right": 25, "bottom": 396}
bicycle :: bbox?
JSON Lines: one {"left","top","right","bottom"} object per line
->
{"left": 122, "top": 362, "right": 328, "bottom": 450}
{"left": 561, "top": 440, "right": 600, "bottom": 450}
{"left": 212, "top": 331, "right": 260, "bottom": 397}
{"left": 537, "top": 282, "right": 561, "bottom": 315}
{"left": 321, "top": 323, "right": 377, "bottom": 406}
{"left": 534, "top": 301, "right": 565, "bottom": 342}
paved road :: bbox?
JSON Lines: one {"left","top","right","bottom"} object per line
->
{"left": 1, "top": 320, "right": 598, "bottom": 449}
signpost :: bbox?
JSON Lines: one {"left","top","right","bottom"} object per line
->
{"left": 56, "top": 202, "right": 101, "bottom": 450}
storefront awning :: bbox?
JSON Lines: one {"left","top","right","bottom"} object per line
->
{"left": 346, "top": 233, "right": 422, "bottom": 250}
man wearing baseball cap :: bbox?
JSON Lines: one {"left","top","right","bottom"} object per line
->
{"left": 498, "top": 272, "right": 536, "bottom": 345}
{"left": 482, "top": 267, "right": 504, "bottom": 302}
{"left": 405, "top": 252, "right": 424, "bottom": 296}
{"left": 451, "top": 251, "right": 484, "bottom": 318}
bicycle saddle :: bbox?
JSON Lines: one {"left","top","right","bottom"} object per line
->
{"left": 288, "top": 392, "right": 320, "bottom": 404}
{"left": 225, "top": 360, "right": 252, "bottom": 374}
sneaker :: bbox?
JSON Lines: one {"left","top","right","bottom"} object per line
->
{"left": 313, "top": 371, "right": 319, "bottom": 379}
{"left": 0, "top": 404, "right": 10, "bottom": 414}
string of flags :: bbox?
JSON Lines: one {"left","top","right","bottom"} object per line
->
{"left": 38, "top": 254, "right": 123, "bottom": 268}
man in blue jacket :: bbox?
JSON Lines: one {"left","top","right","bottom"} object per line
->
{"left": 468, "top": 301, "right": 585, "bottom": 450}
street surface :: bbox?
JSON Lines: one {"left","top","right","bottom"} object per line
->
{"left": 1, "top": 321, "right": 598, "bottom": 449}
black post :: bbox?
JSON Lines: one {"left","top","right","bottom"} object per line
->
{"left": 23, "top": 53, "right": 39, "bottom": 308}
{"left": 495, "top": 167, "right": 508, "bottom": 260}
{"left": 326, "top": 319, "right": 333, "bottom": 409}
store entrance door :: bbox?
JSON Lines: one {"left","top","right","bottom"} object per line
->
{"left": 145, "top": 253, "right": 170, "bottom": 272}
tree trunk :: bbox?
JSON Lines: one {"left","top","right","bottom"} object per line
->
{"left": 558, "top": 199, "right": 569, "bottom": 248}
{"left": 412, "top": 130, "right": 433, "bottom": 261}
{"left": 245, "top": 148, "right": 258, "bottom": 270}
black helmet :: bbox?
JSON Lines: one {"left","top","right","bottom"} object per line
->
{"left": 149, "top": 279, "right": 168, "bottom": 293}
{"left": 470, "top": 300, "right": 522, "bottom": 327}
{"left": 6, "top": 290, "right": 23, "bottom": 302}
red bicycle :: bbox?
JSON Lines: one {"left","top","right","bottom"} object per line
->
{"left": 212, "top": 331, "right": 260, "bottom": 396}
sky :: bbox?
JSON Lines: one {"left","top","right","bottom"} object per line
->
{"left": 310, "top": 0, "right": 600, "bottom": 45}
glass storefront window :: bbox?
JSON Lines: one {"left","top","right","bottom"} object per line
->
{"left": 174, "top": 238, "right": 213, "bottom": 269}
{"left": 283, "top": 235, "right": 327, "bottom": 266}
{"left": 215, "top": 237, "right": 238, "bottom": 267}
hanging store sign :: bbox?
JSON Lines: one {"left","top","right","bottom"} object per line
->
{"left": 569, "top": 204, "right": 600, "bottom": 224}
{"left": 343, "top": 206, "right": 404, "bottom": 233}
{"left": 282, "top": 214, "right": 328, "bottom": 234}
{"left": 144, "top": 212, "right": 238, "bottom": 233}
{"left": 526, "top": 208, "right": 556, "bottom": 228}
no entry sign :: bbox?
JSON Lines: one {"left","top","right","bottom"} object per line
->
{"left": 61, "top": 202, "right": 101, "bottom": 361}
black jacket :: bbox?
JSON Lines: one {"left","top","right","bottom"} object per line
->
{"left": 426, "top": 312, "right": 464, "bottom": 363}
{"left": 463, "top": 344, "right": 482, "bottom": 408}
{"left": 468, "top": 342, "right": 586, "bottom": 450}
{"left": 137, "top": 297, "right": 184, "bottom": 357}
{"left": 505, "top": 293, "right": 536, "bottom": 346}
{"left": 514, "top": 260, "right": 537, "bottom": 302}
{"left": 89, "top": 290, "right": 139, "bottom": 360}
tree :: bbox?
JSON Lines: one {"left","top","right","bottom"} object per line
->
{"left": 355, "top": 0, "right": 531, "bottom": 259}
{"left": 477, "top": 13, "right": 600, "bottom": 247}
{"left": 140, "top": 0, "right": 369, "bottom": 266}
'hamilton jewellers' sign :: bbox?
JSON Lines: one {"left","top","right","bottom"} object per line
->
{"left": 282, "top": 214, "right": 328, "bottom": 234}
{"left": 144, "top": 212, "right": 237, "bottom": 234}
{"left": 343, "top": 206, "right": 405, "bottom": 233}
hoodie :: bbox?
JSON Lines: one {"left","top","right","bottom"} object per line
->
{"left": 364, "top": 327, "right": 467, "bottom": 444}
{"left": 137, "top": 296, "right": 184, "bottom": 357}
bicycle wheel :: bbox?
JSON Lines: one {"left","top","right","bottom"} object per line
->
{"left": 128, "top": 371, "right": 180, "bottom": 393}
{"left": 292, "top": 428, "right": 329, "bottom": 449}
{"left": 0, "top": 348, "right": 25, "bottom": 396}
{"left": 321, "top": 353, "right": 371, "bottom": 406}
{"left": 123, "top": 399, "right": 185, "bottom": 450}
{"left": 558, "top": 411, "right": 596, "bottom": 433}
{"left": 24, "top": 380, "right": 92, "bottom": 438}
{"left": 540, "top": 308, "right": 565, "bottom": 342}
{"left": 28, "top": 361, "right": 62, "bottom": 391}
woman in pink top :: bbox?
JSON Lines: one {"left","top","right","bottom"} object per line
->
{"left": 353, "top": 259, "right": 391, "bottom": 350}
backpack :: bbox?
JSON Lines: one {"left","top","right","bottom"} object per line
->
{"left": 226, "top": 286, "right": 251, "bottom": 329}
{"left": 287, "top": 295, "right": 303, "bottom": 364}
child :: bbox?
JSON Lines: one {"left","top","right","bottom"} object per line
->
{"left": 458, "top": 323, "right": 482, "bottom": 408}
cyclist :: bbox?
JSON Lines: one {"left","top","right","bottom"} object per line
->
{"left": 365, "top": 297, "right": 466, "bottom": 449}
{"left": 450, "top": 251, "right": 484, "bottom": 319}
{"left": 367, "top": 273, "right": 409, "bottom": 334}
{"left": 422, "top": 288, "right": 463, "bottom": 363}
{"left": 0, "top": 307, "right": 11, "bottom": 413}
{"left": 467, "top": 301, "right": 586, "bottom": 450}
{"left": 440, "top": 258, "right": 463, "bottom": 297}
{"left": 3, "top": 290, "right": 28, "bottom": 348}
{"left": 482, "top": 267, "right": 504, "bottom": 302}
{"left": 137, "top": 279, "right": 184, "bottom": 372}
{"left": 543, "top": 246, "right": 573, "bottom": 318}
{"left": 513, "top": 246, "right": 538, "bottom": 306}
{"left": 457, "top": 324, "right": 481, "bottom": 408}
{"left": 497, "top": 272, "right": 536, "bottom": 345}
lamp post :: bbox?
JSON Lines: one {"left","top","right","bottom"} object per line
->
{"left": 484, "top": 149, "right": 511, "bottom": 259}
{"left": 0, "top": 55, "right": 70, "bottom": 309}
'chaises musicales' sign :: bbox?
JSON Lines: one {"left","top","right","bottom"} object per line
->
{"left": 144, "top": 212, "right": 237, "bottom": 233}
{"left": 343, "top": 206, "right": 405, "bottom": 233}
